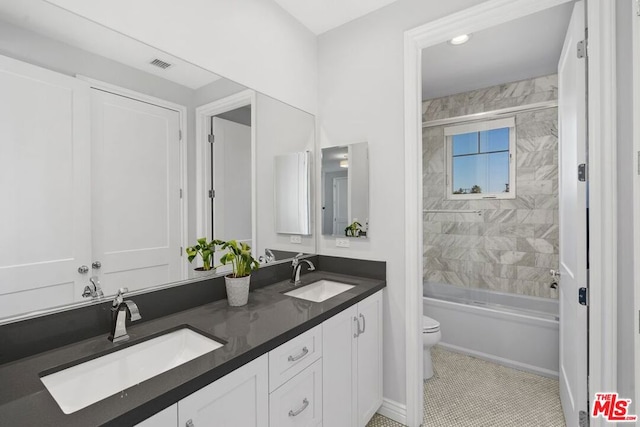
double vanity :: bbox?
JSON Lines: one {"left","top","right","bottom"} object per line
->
{"left": 0, "top": 256, "right": 385, "bottom": 426}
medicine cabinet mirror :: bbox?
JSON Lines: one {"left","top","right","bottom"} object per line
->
{"left": 321, "top": 143, "right": 370, "bottom": 238}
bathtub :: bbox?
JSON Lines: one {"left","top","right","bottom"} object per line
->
{"left": 423, "top": 282, "right": 559, "bottom": 378}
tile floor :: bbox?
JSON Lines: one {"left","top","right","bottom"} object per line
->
{"left": 367, "top": 346, "right": 566, "bottom": 427}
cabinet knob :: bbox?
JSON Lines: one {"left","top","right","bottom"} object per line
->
{"left": 77, "top": 265, "right": 89, "bottom": 274}
{"left": 186, "top": 419, "right": 194, "bottom": 427}
{"left": 92, "top": 261, "right": 102, "bottom": 269}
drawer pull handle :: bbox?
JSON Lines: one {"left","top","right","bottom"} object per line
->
{"left": 359, "top": 313, "right": 366, "bottom": 335}
{"left": 354, "top": 316, "right": 359, "bottom": 338}
{"left": 288, "top": 398, "right": 309, "bottom": 417}
{"left": 288, "top": 346, "right": 309, "bottom": 362}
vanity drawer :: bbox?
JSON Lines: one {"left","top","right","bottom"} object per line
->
{"left": 269, "top": 358, "right": 322, "bottom": 427}
{"left": 269, "top": 325, "right": 322, "bottom": 391}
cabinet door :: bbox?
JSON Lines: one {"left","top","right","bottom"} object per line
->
{"left": 322, "top": 305, "right": 357, "bottom": 427}
{"left": 135, "top": 404, "right": 177, "bottom": 427}
{"left": 269, "top": 359, "right": 323, "bottom": 427}
{"left": 0, "top": 54, "right": 91, "bottom": 316}
{"left": 178, "top": 354, "right": 268, "bottom": 427}
{"left": 356, "top": 292, "right": 383, "bottom": 426}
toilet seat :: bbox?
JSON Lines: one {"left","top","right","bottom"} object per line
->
{"left": 423, "top": 315, "right": 440, "bottom": 333}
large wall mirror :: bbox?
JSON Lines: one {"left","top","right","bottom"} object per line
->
{"left": 0, "top": 1, "right": 315, "bottom": 322}
{"left": 321, "top": 142, "right": 370, "bottom": 238}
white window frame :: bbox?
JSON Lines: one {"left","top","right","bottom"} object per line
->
{"left": 444, "top": 116, "right": 516, "bottom": 200}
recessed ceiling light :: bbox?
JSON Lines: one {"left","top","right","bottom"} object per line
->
{"left": 449, "top": 34, "right": 470, "bottom": 45}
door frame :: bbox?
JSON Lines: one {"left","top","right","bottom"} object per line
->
{"left": 632, "top": 0, "right": 640, "bottom": 412}
{"left": 77, "top": 75, "right": 190, "bottom": 280}
{"left": 195, "top": 90, "right": 257, "bottom": 255}
{"left": 402, "top": 0, "right": 617, "bottom": 425}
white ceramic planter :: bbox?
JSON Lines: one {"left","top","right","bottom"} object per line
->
{"left": 225, "top": 275, "right": 251, "bottom": 306}
{"left": 192, "top": 267, "right": 217, "bottom": 279}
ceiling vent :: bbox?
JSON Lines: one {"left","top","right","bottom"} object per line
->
{"left": 149, "top": 58, "right": 172, "bottom": 70}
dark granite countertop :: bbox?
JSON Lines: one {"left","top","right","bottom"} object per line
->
{"left": 0, "top": 271, "right": 385, "bottom": 426}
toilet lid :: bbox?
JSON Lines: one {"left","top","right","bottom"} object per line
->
{"left": 423, "top": 315, "right": 440, "bottom": 332}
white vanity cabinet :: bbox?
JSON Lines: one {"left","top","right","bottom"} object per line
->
{"left": 268, "top": 325, "right": 323, "bottom": 426}
{"left": 135, "top": 290, "right": 383, "bottom": 427}
{"left": 135, "top": 404, "right": 178, "bottom": 427}
{"left": 323, "top": 291, "right": 383, "bottom": 427}
{"left": 178, "top": 354, "right": 269, "bottom": 427}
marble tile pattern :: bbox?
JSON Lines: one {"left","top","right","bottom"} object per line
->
{"left": 422, "top": 75, "right": 559, "bottom": 299}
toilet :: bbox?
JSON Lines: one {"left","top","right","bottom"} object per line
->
{"left": 422, "top": 315, "right": 441, "bottom": 379}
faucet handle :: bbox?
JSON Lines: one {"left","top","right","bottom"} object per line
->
{"left": 112, "top": 287, "right": 129, "bottom": 307}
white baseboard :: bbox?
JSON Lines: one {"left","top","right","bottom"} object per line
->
{"left": 438, "top": 342, "right": 559, "bottom": 379}
{"left": 377, "top": 398, "right": 407, "bottom": 425}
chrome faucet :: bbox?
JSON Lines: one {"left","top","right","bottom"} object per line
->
{"left": 82, "top": 276, "right": 104, "bottom": 299}
{"left": 291, "top": 255, "right": 315, "bottom": 285}
{"left": 108, "top": 288, "right": 141, "bottom": 343}
{"left": 265, "top": 248, "right": 276, "bottom": 263}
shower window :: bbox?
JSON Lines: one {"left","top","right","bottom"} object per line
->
{"left": 444, "top": 117, "right": 516, "bottom": 200}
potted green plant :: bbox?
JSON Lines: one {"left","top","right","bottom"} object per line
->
{"left": 345, "top": 221, "right": 363, "bottom": 237}
{"left": 186, "top": 237, "right": 222, "bottom": 278}
{"left": 219, "top": 240, "right": 260, "bottom": 306}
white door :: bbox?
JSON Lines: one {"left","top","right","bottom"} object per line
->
{"left": 179, "top": 354, "right": 269, "bottom": 427}
{"left": 90, "top": 89, "right": 183, "bottom": 295}
{"left": 333, "top": 176, "right": 348, "bottom": 235}
{"left": 558, "top": 1, "right": 588, "bottom": 424}
{"left": 0, "top": 55, "right": 91, "bottom": 316}
{"left": 210, "top": 117, "right": 252, "bottom": 245}
{"left": 356, "top": 292, "right": 383, "bottom": 426}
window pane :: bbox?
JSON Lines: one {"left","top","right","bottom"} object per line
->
{"left": 479, "top": 127, "right": 509, "bottom": 153}
{"left": 452, "top": 152, "right": 510, "bottom": 195}
{"left": 452, "top": 132, "right": 478, "bottom": 156}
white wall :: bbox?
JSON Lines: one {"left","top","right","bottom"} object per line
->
{"left": 317, "top": 0, "right": 487, "bottom": 408}
{"left": 46, "top": 0, "right": 318, "bottom": 114}
{"left": 615, "top": 0, "right": 635, "bottom": 409}
{"left": 256, "top": 94, "right": 316, "bottom": 256}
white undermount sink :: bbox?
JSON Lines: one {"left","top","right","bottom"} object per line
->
{"left": 40, "top": 327, "right": 224, "bottom": 414}
{"left": 284, "top": 279, "right": 355, "bottom": 303}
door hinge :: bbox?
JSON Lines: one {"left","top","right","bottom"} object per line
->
{"left": 209, "top": 189, "right": 215, "bottom": 199}
{"left": 180, "top": 246, "right": 183, "bottom": 256}
{"left": 179, "top": 130, "right": 182, "bottom": 141}
{"left": 578, "top": 163, "right": 587, "bottom": 182}
{"left": 579, "top": 287, "right": 588, "bottom": 306}
{"left": 637, "top": 152, "right": 640, "bottom": 175}
{"left": 577, "top": 40, "right": 587, "bottom": 59}
{"left": 179, "top": 188, "right": 183, "bottom": 199}
{"left": 208, "top": 134, "right": 215, "bottom": 144}
{"left": 636, "top": 0, "right": 640, "bottom": 16}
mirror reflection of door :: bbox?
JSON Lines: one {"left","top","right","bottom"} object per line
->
{"left": 91, "top": 89, "right": 183, "bottom": 296}
{"left": 333, "top": 177, "right": 348, "bottom": 235}
{"left": 209, "top": 107, "right": 251, "bottom": 271}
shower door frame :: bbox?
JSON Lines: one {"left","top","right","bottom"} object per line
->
{"left": 403, "top": 0, "right": 618, "bottom": 426}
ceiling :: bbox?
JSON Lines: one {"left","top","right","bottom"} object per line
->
{"left": 273, "top": 0, "right": 401, "bottom": 35}
{"left": 0, "top": 0, "right": 221, "bottom": 89}
{"left": 422, "top": 2, "right": 575, "bottom": 100}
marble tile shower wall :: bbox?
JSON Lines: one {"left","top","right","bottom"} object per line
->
{"left": 422, "top": 75, "right": 559, "bottom": 299}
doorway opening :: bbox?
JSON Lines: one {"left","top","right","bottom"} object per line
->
{"left": 195, "top": 90, "right": 257, "bottom": 276}
{"left": 401, "top": 0, "right": 618, "bottom": 425}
